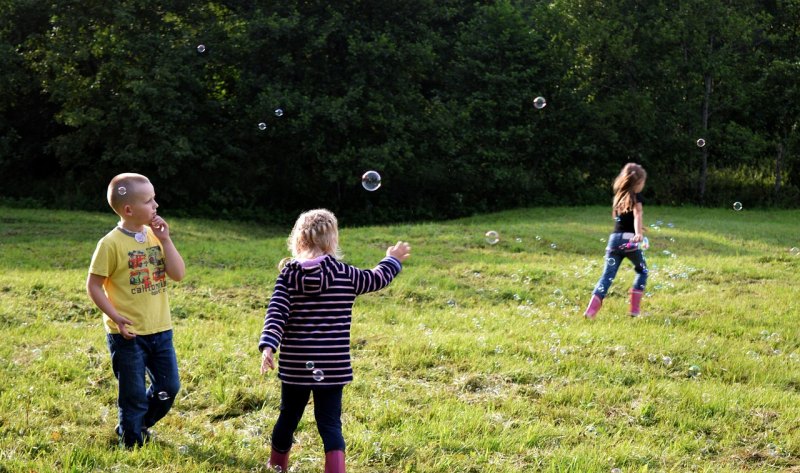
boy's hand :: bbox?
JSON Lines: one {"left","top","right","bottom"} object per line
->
{"left": 261, "top": 349, "right": 275, "bottom": 374}
{"left": 150, "top": 215, "right": 169, "bottom": 240}
{"left": 114, "top": 316, "right": 136, "bottom": 339}
{"left": 387, "top": 241, "right": 411, "bottom": 262}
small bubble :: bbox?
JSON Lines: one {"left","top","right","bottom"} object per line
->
{"left": 702, "top": 393, "right": 711, "bottom": 403}
{"left": 662, "top": 356, "right": 672, "bottom": 366}
{"left": 688, "top": 365, "right": 701, "bottom": 378}
{"left": 535, "top": 235, "right": 542, "bottom": 241}
{"left": 606, "top": 257, "right": 616, "bottom": 266}
{"left": 696, "top": 138, "right": 706, "bottom": 148}
{"left": 178, "top": 445, "right": 189, "bottom": 454}
{"left": 550, "top": 243, "right": 557, "bottom": 249}
{"left": 274, "top": 108, "right": 284, "bottom": 117}
{"left": 361, "top": 170, "right": 382, "bottom": 191}
{"left": 611, "top": 469, "right": 622, "bottom": 473}
{"left": 117, "top": 186, "right": 127, "bottom": 196}
{"left": 553, "top": 288, "right": 563, "bottom": 298}
{"left": 515, "top": 237, "right": 522, "bottom": 243}
{"left": 485, "top": 231, "right": 500, "bottom": 245}
{"left": 312, "top": 369, "right": 325, "bottom": 382}
{"left": 648, "top": 353, "right": 657, "bottom": 363}
{"left": 667, "top": 222, "right": 674, "bottom": 228}
{"left": 157, "top": 391, "right": 170, "bottom": 401}
{"left": 258, "top": 122, "right": 267, "bottom": 131}
{"left": 306, "top": 361, "right": 314, "bottom": 369}
{"left": 447, "top": 299, "right": 456, "bottom": 307}
{"left": 533, "top": 96, "right": 547, "bottom": 109}
{"left": 790, "top": 247, "right": 799, "bottom": 257}
{"left": 733, "top": 201, "right": 743, "bottom": 211}
{"left": 196, "top": 44, "right": 206, "bottom": 54}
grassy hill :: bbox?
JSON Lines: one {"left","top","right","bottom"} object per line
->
{"left": 1, "top": 205, "right": 799, "bottom": 472}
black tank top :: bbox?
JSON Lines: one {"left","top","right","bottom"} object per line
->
{"left": 613, "top": 193, "right": 643, "bottom": 233}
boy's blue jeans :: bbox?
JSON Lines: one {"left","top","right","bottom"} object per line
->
{"left": 107, "top": 329, "right": 180, "bottom": 448}
{"left": 592, "top": 232, "right": 648, "bottom": 299}
{"left": 271, "top": 383, "right": 345, "bottom": 453}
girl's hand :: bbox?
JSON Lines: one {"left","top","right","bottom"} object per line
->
{"left": 261, "top": 349, "right": 275, "bottom": 374}
{"left": 387, "top": 241, "right": 411, "bottom": 262}
{"left": 631, "top": 233, "right": 643, "bottom": 243}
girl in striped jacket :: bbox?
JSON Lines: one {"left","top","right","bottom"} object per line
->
{"left": 259, "top": 209, "right": 411, "bottom": 473}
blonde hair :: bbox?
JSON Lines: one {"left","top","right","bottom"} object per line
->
{"left": 612, "top": 163, "right": 647, "bottom": 217}
{"left": 280, "top": 209, "right": 342, "bottom": 268}
{"left": 106, "top": 173, "right": 151, "bottom": 215}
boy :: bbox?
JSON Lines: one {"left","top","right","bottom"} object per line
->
{"left": 87, "top": 173, "right": 186, "bottom": 448}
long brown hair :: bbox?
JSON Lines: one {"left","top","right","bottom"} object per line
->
{"left": 612, "top": 163, "right": 647, "bottom": 217}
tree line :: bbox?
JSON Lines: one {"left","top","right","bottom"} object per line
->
{"left": 1, "top": 0, "right": 798, "bottom": 223}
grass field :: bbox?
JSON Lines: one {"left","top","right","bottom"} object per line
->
{"left": 1, "top": 205, "right": 799, "bottom": 472}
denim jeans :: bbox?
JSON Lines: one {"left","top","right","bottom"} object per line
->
{"left": 107, "top": 329, "right": 180, "bottom": 447}
{"left": 592, "top": 232, "right": 648, "bottom": 299}
{"left": 271, "top": 383, "right": 345, "bottom": 453}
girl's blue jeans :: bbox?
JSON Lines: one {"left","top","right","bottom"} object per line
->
{"left": 107, "top": 329, "right": 180, "bottom": 448}
{"left": 592, "top": 232, "right": 648, "bottom": 299}
{"left": 271, "top": 383, "right": 345, "bottom": 453}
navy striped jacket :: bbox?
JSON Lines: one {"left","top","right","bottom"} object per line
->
{"left": 258, "top": 254, "right": 402, "bottom": 386}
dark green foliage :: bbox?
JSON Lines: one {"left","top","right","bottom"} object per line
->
{"left": 1, "top": 0, "right": 798, "bottom": 222}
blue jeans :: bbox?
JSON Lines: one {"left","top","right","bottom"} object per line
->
{"left": 107, "top": 330, "right": 180, "bottom": 447}
{"left": 592, "top": 232, "right": 648, "bottom": 299}
{"left": 271, "top": 383, "right": 345, "bottom": 453}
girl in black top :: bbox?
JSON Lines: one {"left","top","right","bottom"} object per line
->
{"left": 584, "top": 163, "right": 649, "bottom": 319}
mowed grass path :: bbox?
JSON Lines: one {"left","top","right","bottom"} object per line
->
{"left": 1, "top": 205, "right": 799, "bottom": 472}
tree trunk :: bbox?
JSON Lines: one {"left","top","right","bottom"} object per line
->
{"left": 775, "top": 141, "right": 783, "bottom": 198}
{"left": 699, "top": 71, "right": 711, "bottom": 203}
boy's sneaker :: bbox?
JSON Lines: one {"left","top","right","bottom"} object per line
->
{"left": 115, "top": 425, "right": 153, "bottom": 447}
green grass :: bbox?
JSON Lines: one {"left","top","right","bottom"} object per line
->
{"left": 1, "top": 205, "right": 799, "bottom": 472}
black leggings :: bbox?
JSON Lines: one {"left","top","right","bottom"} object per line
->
{"left": 271, "top": 383, "right": 345, "bottom": 453}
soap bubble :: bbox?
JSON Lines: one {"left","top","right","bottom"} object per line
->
{"left": 157, "top": 391, "right": 170, "bottom": 401}
{"left": 178, "top": 445, "right": 189, "bottom": 454}
{"left": 607, "top": 257, "right": 616, "bottom": 266}
{"left": 550, "top": 243, "right": 557, "bottom": 249}
{"left": 696, "top": 138, "right": 706, "bottom": 148}
{"left": 662, "top": 356, "right": 672, "bottom": 366}
{"left": 274, "top": 108, "right": 284, "bottom": 117}
{"left": 485, "top": 231, "right": 500, "bottom": 245}
{"left": 790, "top": 247, "right": 799, "bottom": 256}
{"left": 515, "top": 237, "right": 522, "bottom": 243}
{"left": 533, "top": 96, "right": 547, "bottom": 109}
{"left": 733, "top": 201, "right": 743, "bottom": 211}
{"left": 196, "top": 44, "right": 206, "bottom": 54}
{"left": 258, "top": 122, "right": 267, "bottom": 131}
{"left": 648, "top": 353, "right": 657, "bottom": 363}
{"left": 306, "top": 361, "right": 314, "bottom": 370}
{"left": 611, "top": 469, "right": 622, "bottom": 473}
{"left": 688, "top": 365, "right": 701, "bottom": 378}
{"left": 312, "top": 369, "right": 325, "bottom": 382}
{"left": 361, "top": 170, "right": 381, "bottom": 191}
{"left": 118, "top": 186, "right": 127, "bottom": 196}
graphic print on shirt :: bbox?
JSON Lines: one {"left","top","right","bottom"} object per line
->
{"left": 128, "top": 246, "right": 167, "bottom": 295}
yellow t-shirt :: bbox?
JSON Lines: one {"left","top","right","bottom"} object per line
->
{"left": 89, "top": 227, "right": 172, "bottom": 335}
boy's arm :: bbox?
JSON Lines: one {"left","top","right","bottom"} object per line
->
{"left": 151, "top": 215, "right": 186, "bottom": 281}
{"left": 86, "top": 273, "right": 137, "bottom": 339}
{"left": 160, "top": 238, "right": 186, "bottom": 281}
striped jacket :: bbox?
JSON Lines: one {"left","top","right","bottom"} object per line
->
{"left": 258, "top": 254, "right": 402, "bottom": 386}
